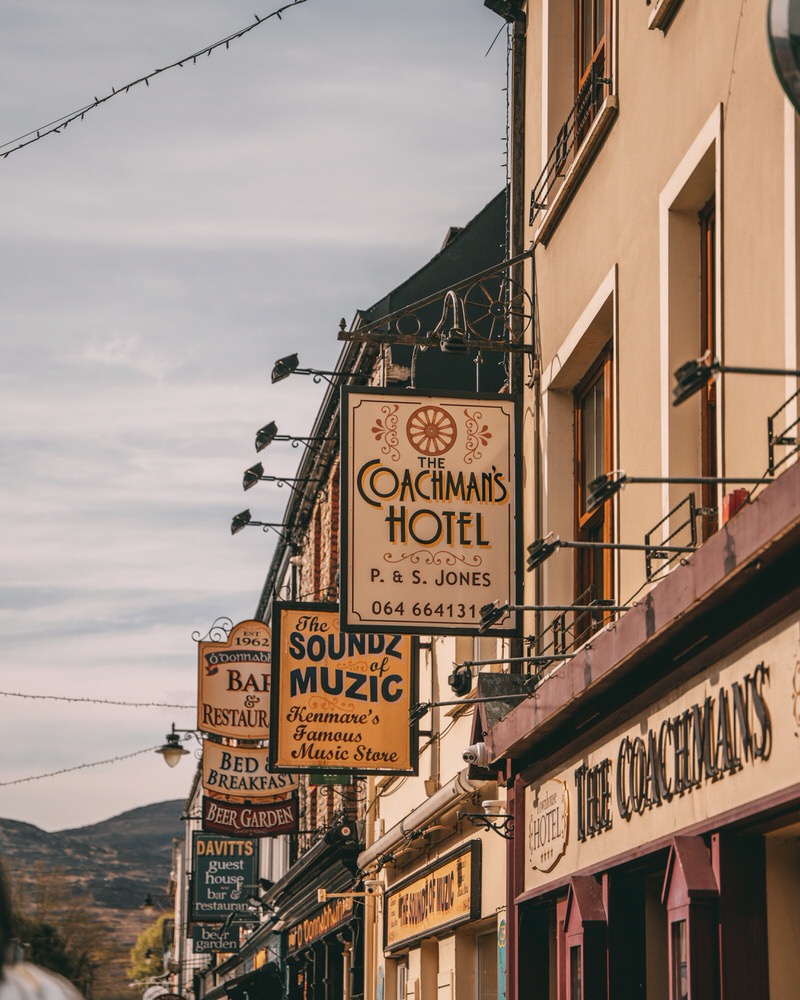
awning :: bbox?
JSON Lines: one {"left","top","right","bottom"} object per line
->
{"left": 205, "top": 963, "right": 283, "bottom": 1000}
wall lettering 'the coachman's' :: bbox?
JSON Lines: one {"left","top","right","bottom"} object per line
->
{"left": 574, "top": 664, "right": 771, "bottom": 842}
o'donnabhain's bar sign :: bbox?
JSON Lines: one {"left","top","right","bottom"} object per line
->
{"left": 197, "top": 619, "right": 271, "bottom": 740}
{"left": 341, "top": 387, "right": 522, "bottom": 636}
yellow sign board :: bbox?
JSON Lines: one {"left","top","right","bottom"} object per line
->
{"left": 385, "top": 843, "right": 481, "bottom": 950}
{"left": 197, "top": 620, "right": 271, "bottom": 740}
{"left": 270, "top": 603, "right": 418, "bottom": 775}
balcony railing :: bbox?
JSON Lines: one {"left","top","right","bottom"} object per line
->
{"left": 529, "top": 61, "right": 611, "bottom": 228}
{"left": 643, "top": 492, "right": 700, "bottom": 582}
{"left": 767, "top": 386, "right": 800, "bottom": 476}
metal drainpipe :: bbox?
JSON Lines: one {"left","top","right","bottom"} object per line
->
{"left": 356, "top": 768, "right": 486, "bottom": 871}
{"left": 428, "top": 639, "right": 441, "bottom": 792}
{"left": 509, "top": 16, "right": 528, "bottom": 1000}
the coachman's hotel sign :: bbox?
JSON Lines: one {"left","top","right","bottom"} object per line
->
{"left": 341, "top": 388, "right": 522, "bottom": 636}
{"left": 524, "top": 615, "right": 800, "bottom": 891}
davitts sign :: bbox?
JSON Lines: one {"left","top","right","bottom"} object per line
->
{"left": 270, "top": 603, "right": 418, "bottom": 774}
{"left": 190, "top": 833, "right": 259, "bottom": 921}
{"left": 341, "top": 388, "right": 522, "bottom": 636}
{"left": 197, "top": 620, "right": 271, "bottom": 740}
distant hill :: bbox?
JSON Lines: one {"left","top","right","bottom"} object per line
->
{"left": 0, "top": 801, "right": 185, "bottom": 999}
{"left": 1, "top": 800, "right": 184, "bottom": 908}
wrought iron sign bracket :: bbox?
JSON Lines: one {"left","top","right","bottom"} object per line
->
{"left": 336, "top": 248, "right": 536, "bottom": 356}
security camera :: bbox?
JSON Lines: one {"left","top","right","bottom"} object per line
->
{"left": 462, "top": 742, "right": 489, "bottom": 767}
{"left": 363, "top": 879, "right": 382, "bottom": 896}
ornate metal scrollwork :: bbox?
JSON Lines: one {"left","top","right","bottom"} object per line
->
{"left": 337, "top": 250, "right": 534, "bottom": 356}
{"left": 192, "top": 617, "right": 234, "bottom": 643}
{"left": 316, "top": 774, "right": 368, "bottom": 806}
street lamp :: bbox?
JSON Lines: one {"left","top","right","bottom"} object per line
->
{"left": 155, "top": 724, "right": 195, "bottom": 768}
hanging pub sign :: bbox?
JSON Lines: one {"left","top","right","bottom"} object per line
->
{"left": 191, "top": 923, "right": 241, "bottom": 954}
{"left": 197, "top": 619, "right": 271, "bottom": 740}
{"left": 202, "top": 794, "right": 299, "bottom": 837}
{"left": 269, "top": 602, "right": 418, "bottom": 775}
{"left": 190, "top": 833, "right": 259, "bottom": 922}
{"left": 341, "top": 387, "right": 522, "bottom": 636}
{"left": 202, "top": 741, "right": 298, "bottom": 801}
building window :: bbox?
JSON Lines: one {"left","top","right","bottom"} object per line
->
{"left": 396, "top": 959, "right": 408, "bottom": 1000}
{"left": 569, "top": 945, "right": 582, "bottom": 1000}
{"left": 477, "top": 931, "right": 499, "bottom": 1000}
{"left": 670, "top": 920, "right": 688, "bottom": 1000}
{"left": 698, "top": 196, "right": 718, "bottom": 540}
{"left": 576, "top": 0, "right": 611, "bottom": 137}
{"left": 531, "top": 2, "right": 617, "bottom": 234}
{"left": 574, "top": 347, "right": 613, "bottom": 644}
{"left": 662, "top": 837, "right": 720, "bottom": 1000}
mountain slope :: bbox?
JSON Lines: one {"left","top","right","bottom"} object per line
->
{"left": 0, "top": 801, "right": 185, "bottom": 1000}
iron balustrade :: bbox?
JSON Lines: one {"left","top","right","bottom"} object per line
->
{"left": 643, "top": 492, "right": 700, "bottom": 582}
{"left": 768, "top": 386, "right": 800, "bottom": 476}
{"left": 529, "top": 60, "right": 611, "bottom": 227}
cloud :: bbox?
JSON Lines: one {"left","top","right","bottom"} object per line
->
{"left": 0, "top": 0, "right": 509, "bottom": 830}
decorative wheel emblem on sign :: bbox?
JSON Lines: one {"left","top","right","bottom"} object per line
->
{"left": 406, "top": 405, "right": 457, "bottom": 456}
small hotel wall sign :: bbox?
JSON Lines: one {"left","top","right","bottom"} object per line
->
{"left": 523, "top": 612, "right": 800, "bottom": 892}
{"left": 197, "top": 620, "right": 271, "bottom": 740}
{"left": 270, "top": 603, "right": 418, "bottom": 774}
{"left": 341, "top": 388, "right": 522, "bottom": 636}
{"left": 528, "top": 779, "right": 569, "bottom": 873}
{"left": 385, "top": 842, "right": 482, "bottom": 951}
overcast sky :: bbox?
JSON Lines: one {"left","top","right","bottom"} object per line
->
{"left": 0, "top": 0, "right": 508, "bottom": 832}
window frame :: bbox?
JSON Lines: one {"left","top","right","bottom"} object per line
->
{"left": 573, "top": 346, "right": 614, "bottom": 641}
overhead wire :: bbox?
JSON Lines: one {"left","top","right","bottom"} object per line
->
{"left": 0, "top": 746, "right": 163, "bottom": 787}
{"left": 0, "top": 691, "right": 193, "bottom": 709}
{"left": 0, "top": 0, "right": 312, "bottom": 159}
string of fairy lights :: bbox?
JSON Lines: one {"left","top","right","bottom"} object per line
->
{"left": 0, "top": 0, "right": 311, "bottom": 159}
{"left": 0, "top": 747, "right": 165, "bottom": 788}
{"left": 0, "top": 691, "right": 193, "bottom": 709}
{"left": 0, "top": 691, "right": 195, "bottom": 787}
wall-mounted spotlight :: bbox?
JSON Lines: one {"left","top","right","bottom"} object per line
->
{"left": 271, "top": 353, "right": 347, "bottom": 386}
{"left": 230, "top": 509, "right": 294, "bottom": 544}
{"left": 672, "top": 355, "right": 800, "bottom": 406}
{"left": 585, "top": 471, "right": 775, "bottom": 513}
{"left": 409, "top": 687, "right": 534, "bottom": 723}
{"left": 447, "top": 664, "right": 473, "bottom": 696}
{"left": 479, "top": 598, "right": 630, "bottom": 633}
{"left": 254, "top": 421, "right": 333, "bottom": 453}
{"left": 525, "top": 530, "right": 698, "bottom": 571}
{"left": 242, "top": 462, "right": 323, "bottom": 495}
{"left": 155, "top": 723, "right": 196, "bottom": 768}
